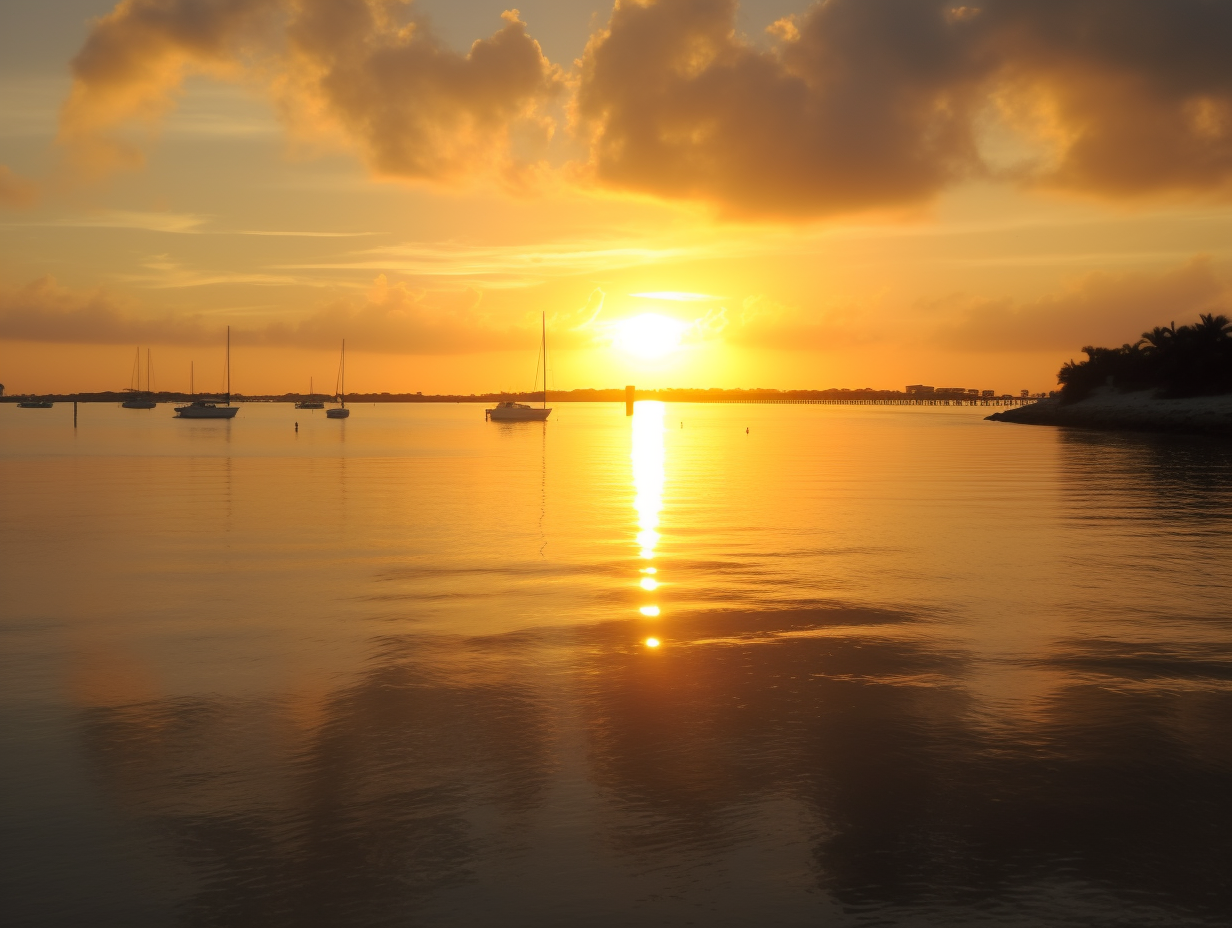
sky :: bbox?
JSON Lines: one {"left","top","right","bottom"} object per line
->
{"left": 1, "top": 0, "right": 1230, "bottom": 395}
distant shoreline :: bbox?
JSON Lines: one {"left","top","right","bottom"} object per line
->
{"left": 0, "top": 388, "right": 1039, "bottom": 407}
{"left": 986, "top": 387, "right": 1232, "bottom": 437}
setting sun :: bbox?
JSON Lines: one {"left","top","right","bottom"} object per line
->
{"left": 611, "top": 313, "right": 690, "bottom": 360}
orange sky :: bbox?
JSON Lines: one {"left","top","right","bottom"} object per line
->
{"left": 1, "top": 0, "right": 1231, "bottom": 395}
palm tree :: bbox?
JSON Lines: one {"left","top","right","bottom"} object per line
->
{"left": 1138, "top": 322, "right": 1176, "bottom": 352}
{"left": 1194, "top": 313, "right": 1231, "bottom": 341}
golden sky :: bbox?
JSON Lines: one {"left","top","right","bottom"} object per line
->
{"left": 1, "top": 0, "right": 1231, "bottom": 394}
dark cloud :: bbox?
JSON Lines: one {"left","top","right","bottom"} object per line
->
{"left": 60, "top": 0, "right": 563, "bottom": 183}
{"left": 575, "top": 0, "right": 1232, "bottom": 216}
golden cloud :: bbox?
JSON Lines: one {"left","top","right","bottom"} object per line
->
{"left": 55, "top": 1, "right": 1232, "bottom": 212}
{"left": 60, "top": 0, "right": 563, "bottom": 184}
{"left": 0, "top": 165, "right": 39, "bottom": 208}
{"left": 574, "top": 0, "right": 1232, "bottom": 215}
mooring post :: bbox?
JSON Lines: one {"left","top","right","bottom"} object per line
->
{"left": 73, "top": 400, "right": 78, "bottom": 428}
{"left": 625, "top": 385, "right": 635, "bottom": 416}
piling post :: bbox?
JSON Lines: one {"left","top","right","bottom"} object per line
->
{"left": 625, "top": 385, "right": 635, "bottom": 416}
{"left": 74, "top": 400, "right": 78, "bottom": 428}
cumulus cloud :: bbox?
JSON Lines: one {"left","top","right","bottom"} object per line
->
{"left": 60, "top": 0, "right": 563, "bottom": 183}
{"left": 0, "top": 274, "right": 550, "bottom": 353}
{"left": 0, "top": 165, "right": 39, "bottom": 208}
{"left": 574, "top": 0, "right": 1232, "bottom": 216}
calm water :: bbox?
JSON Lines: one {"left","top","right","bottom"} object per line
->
{"left": 2, "top": 401, "right": 1231, "bottom": 927}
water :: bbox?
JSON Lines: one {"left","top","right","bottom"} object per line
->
{"left": 2, "top": 401, "right": 1231, "bottom": 927}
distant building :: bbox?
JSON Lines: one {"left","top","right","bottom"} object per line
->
{"left": 937, "top": 387, "right": 965, "bottom": 393}
{"left": 981, "top": 390, "right": 995, "bottom": 397}
{"left": 1021, "top": 389, "right": 1030, "bottom": 397}
{"left": 906, "top": 384, "right": 934, "bottom": 394}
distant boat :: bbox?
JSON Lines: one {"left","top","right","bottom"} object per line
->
{"left": 326, "top": 340, "right": 350, "bottom": 419}
{"left": 488, "top": 312, "right": 551, "bottom": 422}
{"left": 122, "top": 347, "right": 157, "bottom": 409}
{"left": 176, "top": 326, "right": 239, "bottom": 419}
{"left": 295, "top": 376, "right": 325, "bottom": 410}
{"left": 17, "top": 398, "right": 53, "bottom": 408}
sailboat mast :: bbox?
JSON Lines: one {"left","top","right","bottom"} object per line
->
{"left": 146, "top": 349, "right": 150, "bottom": 396}
{"left": 541, "top": 311, "right": 547, "bottom": 409}
{"left": 226, "top": 325, "right": 231, "bottom": 406}
{"left": 341, "top": 339, "right": 346, "bottom": 408}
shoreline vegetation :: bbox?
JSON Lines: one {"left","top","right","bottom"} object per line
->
{"left": 988, "top": 313, "right": 1232, "bottom": 436}
{"left": 2, "top": 387, "right": 1038, "bottom": 406}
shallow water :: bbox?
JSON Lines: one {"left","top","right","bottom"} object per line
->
{"left": 2, "top": 401, "right": 1231, "bottom": 927}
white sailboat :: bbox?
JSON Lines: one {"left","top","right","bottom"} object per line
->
{"left": 175, "top": 326, "right": 239, "bottom": 419}
{"left": 487, "top": 312, "right": 552, "bottom": 422}
{"left": 122, "top": 347, "right": 157, "bottom": 408}
{"left": 326, "top": 340, "right": 350, "bottom": 418}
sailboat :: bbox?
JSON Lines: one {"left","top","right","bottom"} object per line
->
{"left": 175, "top": 326, "right": 239, "bottom": 419}
{"left": 326, "top": 340, "right": 350, "bottom": 418}
{"left": 122, "top": 347, "right": 157, "bottom": 408}
{"left": 295, "top": 376, "right": 324, "bottom": 410}
{"left": 487, "top": 311, "right": 552, "bottom": 421}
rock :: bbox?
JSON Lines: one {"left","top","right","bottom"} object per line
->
{"left": 986, "top": 387, "right": 1232, "bottom": 437}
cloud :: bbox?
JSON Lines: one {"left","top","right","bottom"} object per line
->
{"left": 574, "top": 0, "right": 1232, "bottom": 216}
{"left": 0, "top": 276, "right": 213, "bottom": 344}
{"left": 61, "top": 1, "right": 1232, "bottom": 213}
{"left": 929, "top": 257, "right": 1232, "bottom": 352}
{"left": 60, "top": 0, "right": 563, "bottom": 184}
{"left": 0, "top": 165, "right": 39, "bottom": 208}
{"left": 0, "top": 273, "right": 550, "bottom": 354}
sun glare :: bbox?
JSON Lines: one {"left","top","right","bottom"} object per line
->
{"left": 612, "top": 313, "right": 689, "bottom": 359}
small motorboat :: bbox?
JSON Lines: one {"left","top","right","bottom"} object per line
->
{"left": 17, "top": 399, "right": 54, "bottom": 408}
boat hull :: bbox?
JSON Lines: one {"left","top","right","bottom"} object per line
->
{"left": 122, "top": 400, "right": 157, "bottom": 409}
{"left": 487, "top": 407, "right": 551, "bottom": 421}
{"left": 295, "top": 402, "right": 325, "bottom": 409}
{"left": 326, "top": 407, "right": 350, "bottom": 418}
{"left": 174, "top": 404, "right": 238, "bottom": 419}
{"left": 17, "top": 402, "right": 54, "bottom": 408}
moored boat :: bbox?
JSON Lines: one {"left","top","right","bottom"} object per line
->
{"left": 175, "top": 326, "right": 238, "bottom": 419}
{"left": 487, "top": 312, "right": 552, "bottom": 422}
{"left": 326, "top": 340, "right": 350, "bottom": 418}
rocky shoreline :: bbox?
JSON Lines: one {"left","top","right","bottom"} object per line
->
{"left": 986, "top": 387, "right": 1232, "bottom": 437}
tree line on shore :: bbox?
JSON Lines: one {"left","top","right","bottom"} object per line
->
{"left": 1058, "top": 313, "right": 1232, "bottom": 401}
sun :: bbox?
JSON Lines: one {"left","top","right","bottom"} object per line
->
{"left": 612, "top": 313, "right": 690, "bottom": 359}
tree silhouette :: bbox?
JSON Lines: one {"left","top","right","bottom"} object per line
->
{"left": 1058, "top": 314, "right": 1232, "bottom": 401}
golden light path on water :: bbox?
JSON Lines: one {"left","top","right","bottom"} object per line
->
{"left": 632, "top": 401, "right": 666, "bottom": 640}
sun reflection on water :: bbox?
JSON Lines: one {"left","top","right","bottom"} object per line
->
{"left": 632, "top": 401, "right": 666, "bottom": 624}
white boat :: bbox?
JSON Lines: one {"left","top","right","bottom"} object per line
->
{"left": 295, "top": 376, "right": 325, "bottom": 409}
{"left": 326, "top": 339, "right": 350, "bottom": 419}
{"left": 176, "top": 326, "right": 239, "bottom": 419}
{"left": 174, "top": 399, "right": 238, "bottom": 419}
{"left": 487, "top": 402, "right": 550, "bottom": 421}
{"left": 487, "top": 312, "right": 552, "bottom": 422}
{"left": 122, "top": 347, "right": 157, "bottom": 408}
